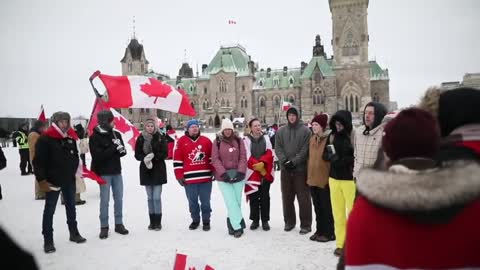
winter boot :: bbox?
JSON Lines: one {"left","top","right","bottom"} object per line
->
{"left": 240, "top": 218, "right": 246, "bottom": 229}
{"left": 233, "top": 229, "right": 244, "bottom": 238}
{"left": 202, "top": 222, "right": 210, "bottom": 231}
{"left": 99, "top": 227, "right": 109, "bottom": 239}
{"left": 299, "top": 227, "right": 312, "bottom": 235}
{"left": 69, "top": 229, "right": 87, "bottom": 243}
{"left": 148, "top": 214, "right": 154, "bottom": 230}
{"left": 154, "top": 214, "right": 162, "bottom": 231}
{"left": 189, "top": 221, "right": 200, "bottom": 230}
{"left": 226, "top": 218, "right": 234, "bottom": 235}
{"left": 262, "top": 221, "right": 270, "bottom": 231}
{"left": 250, "top": 221, "right": 259, "bottom": 230}
{"left": 43, "top": 239, "right": 56, "bottom": 254}
{"left": 114, "top": 224, "right": 129, "bottom": 235}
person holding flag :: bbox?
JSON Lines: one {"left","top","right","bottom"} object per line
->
{"left": 89, "top": 110, "right": 129, "bottom": 239}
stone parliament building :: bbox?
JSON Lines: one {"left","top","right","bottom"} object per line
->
{"left": 119, "top": 0, "right": 390, "bottom": 128}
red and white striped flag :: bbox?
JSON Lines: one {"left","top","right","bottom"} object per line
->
{"left": 38, "top": 105, "right": 47, "bottom": 122}
{"left": 173, "top": 253, "right": 215, "bottom": 270}
{"left": 282, "top": 100, "right": 292, "bottom": 111}
{"left": 93, "top": 72, "right": 196, "bottom": 116}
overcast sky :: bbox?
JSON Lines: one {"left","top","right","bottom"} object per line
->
{"left": 1, "top": 0, "right": 479, "bottom": 118}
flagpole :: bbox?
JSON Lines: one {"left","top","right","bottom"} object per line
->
{"left": 89, "top": 70, "right": 102, "bottom": 99}
{"left": 88, "top": 70, "right": 118, "bottom": 139}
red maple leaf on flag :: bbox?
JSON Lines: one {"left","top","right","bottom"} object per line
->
{"left": 140, "top": 78, "right": 173, "bottom": 104}
{"left": 113, "top": 115, "right": 131, "bottom": 133}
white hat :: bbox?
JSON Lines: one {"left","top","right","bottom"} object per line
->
{"left": 221, "top": 118, "right": 234, "bottom": 133}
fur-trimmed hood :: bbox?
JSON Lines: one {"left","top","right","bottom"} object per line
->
{"left": 357, "top": 161, "right": 480, "bottom": 212}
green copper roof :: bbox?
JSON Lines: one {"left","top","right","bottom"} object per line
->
{"left": 202, "top": 45, "right": 251, "bottom": 77}
{"left": 369, "top": 61, "right": 389, "bottom": 80}
{"left": 301, "top": 56, "right": 335, "bottom": 79}
{"left": 254, "top": 68, "right": 302, "bottom": 89}
{"left": 164, "top": 78, "right": 197, "bottom": 95}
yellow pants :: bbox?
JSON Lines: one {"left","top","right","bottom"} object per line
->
{"left": 329, "top": 177, "right": 356, "bottom": 248}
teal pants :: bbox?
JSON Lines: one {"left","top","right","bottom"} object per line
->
{"left": 218, "top": 180, "right": 245, "bottom": 230}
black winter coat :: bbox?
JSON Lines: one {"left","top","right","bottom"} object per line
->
{"left": 134, "top": 132, "right": 168, "bottom": 186}
{"left": 33, "top": 134, "right": 79, "bottom": 188}
{"left": 0, "top": 146, "right": 6, "bottom": 170}
{"left": 324, "top": 110, "right": 354, "bottom": 180}
{"left": 89, "top": 127, "right": 126, "bottom": 175}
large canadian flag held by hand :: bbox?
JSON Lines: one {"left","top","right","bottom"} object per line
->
{"left": 96, "top": 72, "right": 196, "bottom": 116}
{"left": 173, "top": 253, "right": 215, "bottom": 270}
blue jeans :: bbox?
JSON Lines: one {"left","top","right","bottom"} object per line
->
{"left": 218, "top": 180, "right": 245, "bottom": 230}
{"left": 184, "top": 182, "right": 212, "bottom": 223}
{"left": 99, "top": 174, "right": 124, "bottom": 228}
{"left": 145, "top": 185, "right": 162, "bottom": 214}
{"left": 42, "top": 181, "right": 77, "bottom": 240}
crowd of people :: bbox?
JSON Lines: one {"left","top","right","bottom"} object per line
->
{"left": 0, "top": 86, "right": 479, "bottom": 269}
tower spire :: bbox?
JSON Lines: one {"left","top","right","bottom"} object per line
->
{"left": 132, "top": 16, "right": 136, "bottom": 39}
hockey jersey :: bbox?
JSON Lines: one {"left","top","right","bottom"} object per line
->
{"left": 173, "top": 134, "right": 213, "bottom": 184}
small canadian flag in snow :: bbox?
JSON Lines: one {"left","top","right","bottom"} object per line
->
{"left": 228, "top": 19, "right": 237, "bottom": 24}
{"left": 173, "top": 253, "right": 215, "bottom": 270}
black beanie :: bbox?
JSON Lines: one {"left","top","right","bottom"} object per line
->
{"left": 97, "top": 110, "right": 114, "bottom": 130}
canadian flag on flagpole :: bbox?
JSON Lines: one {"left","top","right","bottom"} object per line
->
{"left": 87, "top": 97, "right": 140, "bottom": 151}
{"left": 282, "top": 100, "right": 292, "bottom": 111}
{"left": 92, "top": 72, "right": 196, "bottom": 116}
{"left": 173, "top": 253, "right": 215, "bottom": 270}
{"left": 38, "top": 105, "right": 47, "bottom": 122}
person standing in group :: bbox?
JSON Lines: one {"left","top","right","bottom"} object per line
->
{"left": 16, "top": 123, "right": 32, "bottom": 176}
{"left": 28, "top": 120, "right": 46, "bottom": 200}
{"left": 353, "top": 102, "right": 387, "bottom": 180}
{"left": 323, "top": 110, "right": 355, "bottom": 257}
{"left": 307, "top": 113, "right": 335, "bottom": 242}
{"left": 244, "top": 118, "right": 274, "bottom": 231}
{"left": 275, "top": 107, "right": 312, "bottom": 234}
{"left": 173, "top": 119, "right": 213, "bottom": 231}
{"left": 135, "top": 118, "right": 168, "bottom": 231}
{"left": 33, "top": 112, "right": 86, "bottom": 253}
{"left": 212, "top": 118, "right": 247, "bottom": 238}
{"left": 89, "top": 110, "right": 129, "bottom": 239}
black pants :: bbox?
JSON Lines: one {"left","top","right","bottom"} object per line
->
{"left": 280, "top": 170, "right": 312, "bottom": 230}
{"left": 19, "top": 149, "right": 32, "bottom": 174}
{"left": 42, "top": 182, "right": 77, "bottom": 241}
{"left": 249, "top": 180, "right": 271, "bottom": 222}
{"left": 310, "top": 186, "right": 334, "bottom": 237}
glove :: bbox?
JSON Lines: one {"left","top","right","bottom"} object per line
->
{"left": 38, "top": 180, "right": 60, "bottom": 192}
{"left": 284, "top": 160, "right": 296, "bottom": 171}
{"left": 236, "top": 172, "right": 245, "bottom": 181}
{"left": 221, "top": 173, "right": 230, "bottom": 182}
{"left": 116, "top": 144, "right": 126, "bottom": 154}
{"left": 177, "top": 178, "right": 185, "bottom": 186}
{"left": 143, "top": 153, "right": 154, "bottom": 169}
{"left": 112, "top": 138, "right": 122, "bottom": 146}
{"left": 252, "top": 162, "right": 267, "bottom": 176}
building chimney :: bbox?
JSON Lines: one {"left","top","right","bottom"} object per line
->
{"left": 300, "top": 62, "right": 307, "bottom": 74}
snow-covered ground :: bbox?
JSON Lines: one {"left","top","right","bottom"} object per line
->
{"left": 0, "top": 132, "right": 338, "bottom": 270}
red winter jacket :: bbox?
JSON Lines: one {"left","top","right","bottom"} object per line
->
{"left": 345, "top": 162, "right": 480, "bottom": 270}
{"left": 173, "top": 134, "right": 213, "bottom": 184}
